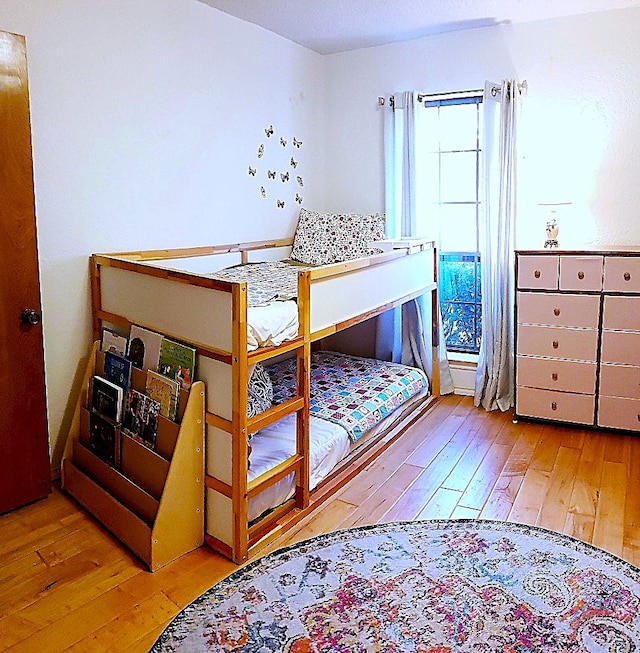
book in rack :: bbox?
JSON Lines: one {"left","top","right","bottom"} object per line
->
{"left": 146, "top": 370, "right": 180, "bottom": 421}
{"left": 91, "top": 376, "right": 124, "bottom": 423}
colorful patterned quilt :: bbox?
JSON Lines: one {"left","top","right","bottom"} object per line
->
{"left": 208, "top": 260, "right": 312, "bottom": 307}
{"left": 267, "top": 351, "right": 428, "bottom": 442}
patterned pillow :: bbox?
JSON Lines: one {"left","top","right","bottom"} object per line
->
{"left": 290, "top": 208, "right": 336, "bottom": 265}
{"left": 247, "top": 362, "right": 273, "bottom": 418}
{"left": 290, "top": 209, "right": 386, "bottom": 265}
{"left": 331, "top": 212, "right": 386, "bottom": 262}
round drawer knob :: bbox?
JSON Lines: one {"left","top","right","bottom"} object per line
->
{"left": 552, "top": 340, "right": 559, "bottom": 349}
{"left": 534, "top": 270, "right": 541, "bottom": 278}
{"left": 551, "top": 372, "right": 558, "bottom": 381}
{"left": 577, "top": 271, "right": 585, "bottom": 280}
{"left": 624, "top": 272, "right": 632, "bottom": 281}
{"left": 553, "top": 308, "right": 560, "bottom": 316}
{"left": 551, "top": 402, "right": 558, "bottom": 411}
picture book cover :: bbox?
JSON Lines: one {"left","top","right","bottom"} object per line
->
{"left": 122, "top": 388, "right": 161, "bottom": 450}
{"left": 145, "top": 370, "right": 180, "bottom": 421}
{"left": 158, "top": 338, "right": 196, "bottom": 390}
{"left": 91, "top": 375, "right": 124, "bottom": 423}
{"left": 104, "top": 351, "right": 132, "bottom": 390}
{"left": 88, "top": 409, "right": 120, "bottom": 467}
{"left": 100, "top": 328, "right": 128, "bottom": 356}
{"left": 127, "top": 325, "right": 163, "bottom": 372}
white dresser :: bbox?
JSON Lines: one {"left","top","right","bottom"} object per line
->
{"left": 515, "top": 249, "right": 640, "bottom": 432}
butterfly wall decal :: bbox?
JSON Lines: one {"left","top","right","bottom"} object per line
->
{"left": 280, "top": 172, "right": 289, "bottom": 182}
{"left": 293, "top": 138, "right": 302, "bottom": 148}
{"left": 248, "top": 166, "right": 256, "bottom": 176}
{"left": 267, "top": 170, "right": 276, "bottom": 179}
{"left": 264, "top": 124, "right": 274, "bottom": 137}
{"left": 260, "top": 186, "right": 266, "bottom": 198}
{"left": 290, "top": 157, "right": 298, "bottom": 169}
{"left": 295, "top": 193, "right": 303, "bottom": 204}
{"left": 280, "top": 137, "right": 287, "bottom": 147}
{"left": 277, "top": 200, "right": 285, "bottom": 208}
{"left": 296, "top": 175, "right": 304, "bottom": 187}
{"left": 257, "top": 144, "right": 264, "bottom": 158}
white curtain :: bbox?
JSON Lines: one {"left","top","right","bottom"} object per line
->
{"left": 380, "top": 91, "right": 454, "bottom": 394}
{"left": 474, "top": 80, "right": 522, "bottom": 411}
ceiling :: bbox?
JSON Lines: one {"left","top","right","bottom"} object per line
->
{"left": 198, "top": 0, "right": 639, "bottom": 55}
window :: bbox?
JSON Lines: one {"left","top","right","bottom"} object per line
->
{"left": 419, "top": 92, "right": 483, "bottom": 355}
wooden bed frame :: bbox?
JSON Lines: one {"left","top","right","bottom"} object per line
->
{"left": 88, "top": 238, "right": 440, "bottom": 564}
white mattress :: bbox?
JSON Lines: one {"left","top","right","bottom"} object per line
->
{"left": 247, "top": 301, "right": 299, "bottom": 351}
{"left": 247, "top": 414, "right": 349, "bottom": 521}
{"left": 247, "top": 388, "right": 429, "bottom": 522}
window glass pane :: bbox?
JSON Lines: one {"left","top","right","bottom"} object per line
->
{"left": 438, "top": 205, "right": 478, "bottom": 252}
{"left": 422, "top": 153, "right": 440, "bottom": 201}
{"left": 421, "top": 109, "right": 440, "bottom": 152}
{"left": 440, "top": 151, "right": 477, "bottom": 203}
{"left": 439, "top": 103, "right": 479, "bottom": 151}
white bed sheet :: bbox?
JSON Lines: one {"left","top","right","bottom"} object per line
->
{"left": 247, "top": 414, "right": 350, "bottom": 522}
{"left": 247, "top": 301, "right": 299, "bottom": 351}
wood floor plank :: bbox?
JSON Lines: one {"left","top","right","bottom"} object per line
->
{"left": 592, "top": 460, "right": 627, "bottom": 558}
{"left": 273, "top": 498, "right": 358, "bottom": 551}
{"left": 339, "top": 462, "right": 425, "bottom": 529}
{"left": 383, "top": 419, "right": 482, "bottom": 521}
{"left": 508, "top": 468, "right": 550, "bottom": 525}
{"left": 536, "top": 446, "right": 582, "bottom": 533}
{"left": 457, "top": 442, "right": 514, "bottom": 512}
{"left": 416, "top": 487, "right": 462, "bottom": 520}
{"left": 563, "top": 431, "right": 606, "bottom": 543}
{"left": 479, "top": 425, "right": 540, "bottom": 520}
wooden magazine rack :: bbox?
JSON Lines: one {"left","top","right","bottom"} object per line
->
{"left": 61, "top": 342, "right": 205, "bottom": 571}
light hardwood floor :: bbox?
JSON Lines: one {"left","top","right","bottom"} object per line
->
{"left": 2, "top": 394, "right": 639, "bottom": 652}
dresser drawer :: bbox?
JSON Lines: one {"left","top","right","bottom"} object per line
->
{"left": 602, "top": 295, "right": 640, "bottom": 331}
{"left": 517, "top": 324, "right": 598, "bottom": 361}
{"left": 516, "top": 386, "right": 595, "bottom": 425}
{"left": 599, "top": 363, "right": 640, "bottom": 399}
{"left": 603, "top": 256, "right": 640, "bottom": 293}
{"left": 516, "top": 356, "right": 597, "bottom": 394}
{"left": 517, "top": 292, "right": 600, "bottom": 329}
{"left": 597, "top": 396, "right": 640, "bottom": 432}
{"left": 517, "top": 255, "right": 558, "bottom": 290}
{"left": 600, "top": 330, "right": 640, "bottom": 366}
{"left": 559, "top": 256, "right": 603, "bottom": 292}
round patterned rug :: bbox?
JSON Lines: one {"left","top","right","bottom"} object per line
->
{"left": 151, "top": 520, "right": 640, "bottom": 652}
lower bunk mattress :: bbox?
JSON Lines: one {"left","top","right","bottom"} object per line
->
{"left": 247, "top": 351, "right": 429, "bottom": 522}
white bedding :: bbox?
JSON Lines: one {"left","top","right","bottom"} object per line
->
{"left": 247, "top": 301, "right": 299, "bottom": 351}
{"left": 248, "top": 414, "right": 349, "bottom": 521}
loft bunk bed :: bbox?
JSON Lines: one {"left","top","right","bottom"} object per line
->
{"left": 81, "top": 225, "right": 440, "bottom": 564}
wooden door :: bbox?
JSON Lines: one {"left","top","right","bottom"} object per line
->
{"left": 0, "top": 30, "right": 51, "bottom": 513}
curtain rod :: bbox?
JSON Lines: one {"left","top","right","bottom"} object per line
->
{"left": 416, "top": 88, "right": 483, "bottom": 103}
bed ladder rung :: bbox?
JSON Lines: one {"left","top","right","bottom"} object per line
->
{"left": 247, "top": 337, "right": 305, "bottom": 365}
{"left": 247, "top": 453, "right": 302, "bottom": 498}
{"left": 248, "top": 396, "right": 304, "bottom": 432}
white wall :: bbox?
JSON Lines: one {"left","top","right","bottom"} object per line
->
{"left": 324, "top": 7, "right": 640, "bottom": 249}
{"left": 0, "top": 0, "right": 326, "bottom": 470}
{"left": 2, "top": 1, "right": 640, "bottom": 470}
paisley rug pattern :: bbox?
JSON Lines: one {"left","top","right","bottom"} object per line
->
{"left": 151, "top": 520, "right": 640, "bottom": 652}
